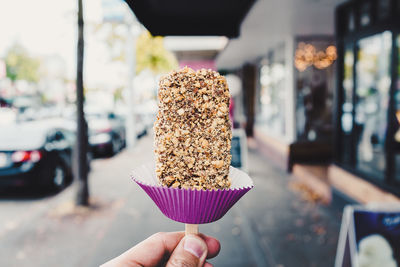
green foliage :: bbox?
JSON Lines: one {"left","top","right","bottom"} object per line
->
{"left": 5, "top": 43, "right": 41, "bottom": 82}
{"left": 92, "top": 22, "right": 177, "bottom": 75}
{"left": 136, "top": 31, "right": 178, "bottom": 74}
{"left": 113, "top": 86, "right": 123, "bottom": 102}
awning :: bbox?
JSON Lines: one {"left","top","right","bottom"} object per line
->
{"left": 124, "top": 0, "right": 256, "bottom": 38}
{"left": 216, "top": 0, "right": 346, "bottom": 69}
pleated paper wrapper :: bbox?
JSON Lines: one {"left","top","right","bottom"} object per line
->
{"left": 131, "top": 162, "right": 253, "bottom": 224}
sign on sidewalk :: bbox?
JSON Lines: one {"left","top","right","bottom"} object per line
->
{"left": 230, "top": 128, "right": 248, "bottom": 173}
{"left": 335, "top": 204, "right": 400, "bottom": 267}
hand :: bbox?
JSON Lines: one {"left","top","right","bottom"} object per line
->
{"left": 101, "top": 231, "right": 221, "bottom": 267}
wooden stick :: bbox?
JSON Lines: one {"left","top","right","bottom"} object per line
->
{"left": 185, "top": 224, "right": 199, "bottom": 235}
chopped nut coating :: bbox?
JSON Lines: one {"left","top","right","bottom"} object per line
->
{"left": 154, "top": 67, "right": 232, "bottom": 190}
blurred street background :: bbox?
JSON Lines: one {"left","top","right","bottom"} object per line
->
{"left": 0, "top": 133, "right": 346, "bottom": 267}
{"left": 1, "top": 0, "right": 400, "bottom": 266}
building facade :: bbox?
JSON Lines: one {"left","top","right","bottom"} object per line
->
{"left": 216, "top": 0, "right": 400, "bottom": 201}
{"left": 254, "top": 36, "right": 337, "bottom": 170}
{"left": 333, "top": 0, "right": 400, "bottom": 196}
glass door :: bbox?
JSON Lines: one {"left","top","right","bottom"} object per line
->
{"left": 354, "top": 31, "right": 392, "bottom": 180}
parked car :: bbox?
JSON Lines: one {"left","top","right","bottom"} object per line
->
{"left": 0, "top": 121, "right": 75, "bottom": 191}
{"left": 0, "top": 107, "right": 17, "bottom": 126}
{"left": 87, "top": 111, "right": 126, "bottom": 156}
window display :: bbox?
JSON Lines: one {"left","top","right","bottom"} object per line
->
{"left": 354, "top": 31, "right": 392, "bottom": 180}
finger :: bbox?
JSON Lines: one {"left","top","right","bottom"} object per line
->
{"left": 166, "top": 234, "right": 208, "bottom": 267}
{"left": 199, "top": 234, "right": 220, "bottom": 259}
{"left": 204, "top": 262, "right": 214, "bottom": 267}
{"left": 102, "top": 232, "right": 184, "bottom": 267}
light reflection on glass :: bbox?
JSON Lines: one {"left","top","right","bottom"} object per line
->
{"left": 342, "top": 49, "right": 354, "bottom": 133}
{"left": 258, "top": 48, "right": 286, "bottom": 137}
{"left": 348, "top": 10, "right": 355, "bottom": 32}
{"left": 340, "top": 46, "right": 354, "bottom": 164}
{"left": 360, "top": 2, "right": 371, "bottom": 27}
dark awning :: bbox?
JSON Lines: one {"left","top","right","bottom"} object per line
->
{"left": 124, "top": 0, "right": 256, "bottom": 38}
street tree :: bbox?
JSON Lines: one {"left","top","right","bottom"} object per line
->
{"left": 5, "top": 43, "right": 40, "bottom": 83}
{"left": 136, "top": 31, "right": 178, "bottom": 74}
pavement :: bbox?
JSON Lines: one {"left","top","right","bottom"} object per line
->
{"left": 0, "top": 134, "right": 348, "bottom": 267}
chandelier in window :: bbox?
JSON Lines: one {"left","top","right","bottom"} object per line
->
{"left": 294, "top": 43, "right": 337, "bottom": 72}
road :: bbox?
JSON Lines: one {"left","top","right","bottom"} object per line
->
{"left": 0, "top": 134, "right": 346, "bottom": 267}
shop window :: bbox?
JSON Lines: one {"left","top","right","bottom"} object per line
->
{"left": 340, "top": 46, "right": 354, "bottom": 164}
{"left": 336, "top": 0, "right": 400, "bottom": 193}
{"left": 377, "top": 0, "right": 391, "bottom": 20}
{"left": 294, "top": 40, "right": 336, "bottom": 142}
{"left": 355, "top": 31, "right": 392, "bottom": 180}
{"left": 359, "top": 1, "right": 372, "bottom": 27}
{"left": 258, "top": 47, "right": 286, "bottom": 137}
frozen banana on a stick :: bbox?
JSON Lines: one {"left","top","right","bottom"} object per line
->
{"left": 154, "top": 67, "right": 232, "bottom": 190}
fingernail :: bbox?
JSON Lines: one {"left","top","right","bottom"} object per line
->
{"left": 183, "top": 235, "right": 206, "bottom": 258}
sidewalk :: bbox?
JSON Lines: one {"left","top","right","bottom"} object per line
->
{"left": 0, "top": 134, "right": 346, "bottom": 267}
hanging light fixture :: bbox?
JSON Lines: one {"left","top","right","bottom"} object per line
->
{"left": 294, "top": 43, "right": 337, "bottom": 72}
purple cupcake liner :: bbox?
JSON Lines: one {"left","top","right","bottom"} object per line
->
{"left": 131, "top": 163, "right": 253, "bottom": 224}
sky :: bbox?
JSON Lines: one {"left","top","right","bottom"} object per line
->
{"left": 0, "top": 0, "right": 130, "bottom": 86}
{"left": 0, "top": 0, "right": 76, "bottom": 74}
{"left": 0, "top": 0, "right": 227, "bottom": 90}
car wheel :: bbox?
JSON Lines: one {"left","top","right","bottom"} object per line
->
{"left": 110, "top": 138, "right": 118, "bottom": 155}
{"left": 118, "top": 135, "right": 124, "bottom": 151}
{"left": 52, "top": 165, "right": 67, "bottom": 191}
{"left": 111, "top": 134, "right": 123, "bottom": 155}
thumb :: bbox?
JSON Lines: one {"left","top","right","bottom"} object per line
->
{"left": 166, "top": 234, "right": 208, "bottom": 267}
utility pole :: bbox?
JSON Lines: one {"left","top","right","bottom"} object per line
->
{"left": 125, "top": 21, "right": 137, "bottom": 148}
{"left": 75, "top": 0, "right": 89, "bottom": 206}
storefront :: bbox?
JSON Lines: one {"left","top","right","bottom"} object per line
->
{"left": 255, "top": 36, "right": 337, "bottom": 169}
{"left": 334, "top": 0, "right": 400, "bottom": 195}
{"left": 294, "top": 36, "right": 336, "bottom": 143}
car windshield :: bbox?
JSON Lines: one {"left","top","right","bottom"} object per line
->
{"left": 0, "top": 123, "right": 47, "bottom": 151}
